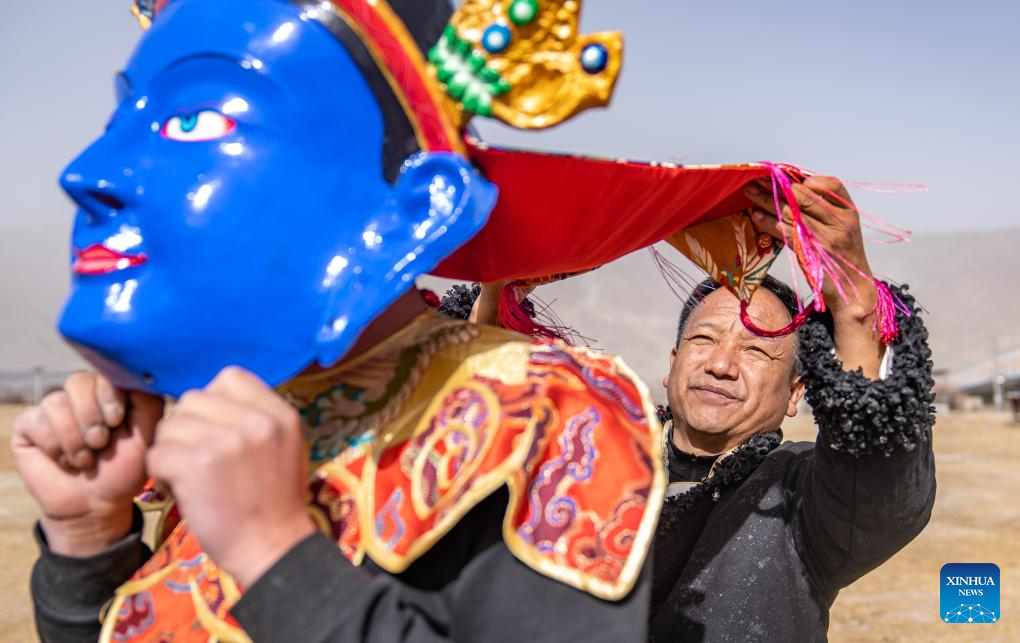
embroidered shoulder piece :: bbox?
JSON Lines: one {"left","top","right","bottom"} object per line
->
{"left": 312, "top": 336, "right": 665, "bottom": 599}
{"left": 101, "top": 322, "right": 663, "bottom": 641}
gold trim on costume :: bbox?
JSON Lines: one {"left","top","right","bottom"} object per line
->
{"left": 191, "top": 581, "right": 252, "bottom": 643}
{"left": 99, "top": 562, "right": 179, "bottom": 643}
{"left": 500, "top": 346, "right": 665, "bottom": 601}
{"left": 130, "top": 4, "right": 151, "bottom": 29}
{"left": 352, "top": 333, "right": 540, "bottom": 572}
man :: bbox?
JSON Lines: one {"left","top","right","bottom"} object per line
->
{"left": 648, "top": 176, "right": 936, "bottom": 641}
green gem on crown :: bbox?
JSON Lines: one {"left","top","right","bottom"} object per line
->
{"left": 428, "top": 24, "right": 512, "bottom": 117}
{"left": 509, "top": 0, "right": 539, "bottom": 26}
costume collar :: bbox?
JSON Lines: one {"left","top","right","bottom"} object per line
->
{"left": 277, "top": 309, "right": 478, "bottom": 464}
{"left": 657, "top": 420, "right": 782, "bottom": 535}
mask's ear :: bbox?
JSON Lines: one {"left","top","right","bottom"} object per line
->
{"left": 314, "top": 152, "right": 497, "bottom": 367}
{"left": 392, "top": 152, "right": 498, "bottom": 262}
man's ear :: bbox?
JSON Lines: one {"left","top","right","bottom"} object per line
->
{"left": 786, "top": 374, "right": 806, "bottom": 418}
{"left": 314, "top": 152, "right": 497, "bottom": 368}
{"left": 662, "top": 346, "right": 678, "bottom": 389}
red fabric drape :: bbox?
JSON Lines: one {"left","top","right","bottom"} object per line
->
{"left": 433, "top": 139, "right": 770, "bottom": 282}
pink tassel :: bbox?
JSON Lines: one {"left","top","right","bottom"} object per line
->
{"left": 755, "top": 162, "right": 837, "bottom": 328}
{"left": 751, "top": 162, "right": 908, "bottom": 340}
{"left": 870, "top": 279, "right": 911, "bottom": 345}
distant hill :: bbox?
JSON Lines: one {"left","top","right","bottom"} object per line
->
{"left": 861, "top": 227, "right": 1020, "bottom": 371}
{"left": 3, "top": 220, "right": 1017, "bottom": 400}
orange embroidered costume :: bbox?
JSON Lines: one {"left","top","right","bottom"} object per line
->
{"left": 103, "top": 314, "right": 663, "bottom": 641}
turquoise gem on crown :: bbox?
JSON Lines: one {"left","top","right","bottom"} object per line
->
{"left": 428, "top": 24, "right": 512, "bottom": 117}
{"left": 509, "top": 0, "right": 539, "bottom": 26}
{"left": 482, "top": 24, "right": 512, "bottom": 53}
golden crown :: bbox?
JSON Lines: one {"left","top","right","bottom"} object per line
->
{"left": 132, "top": 0, "right": 622, "bottom": 134}
{"left": 428, "top": 0, "right": 623, "bottom": 129}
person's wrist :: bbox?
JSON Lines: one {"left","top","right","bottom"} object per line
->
{"left": 220, "top": 513, "right": 317, "bottom": 588}
{"left": 39, "top": 505, "right": 135, "bottom": 558}
{"left": 826, "top": 273, "right": 878, "bottom": 321}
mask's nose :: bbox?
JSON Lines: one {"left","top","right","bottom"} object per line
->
{"left": 60, "top": 149, "right": 138, "bottom": 223}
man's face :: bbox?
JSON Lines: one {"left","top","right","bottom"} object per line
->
{"left": 56, "top": 0, "right": 494, "bottom": 397}
{"left": 664, "top": 287, "right": 803, "bottom": 451}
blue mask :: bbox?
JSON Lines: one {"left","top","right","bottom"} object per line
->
{"left": 57, "top": 0, "right": 497, "bottom": 397}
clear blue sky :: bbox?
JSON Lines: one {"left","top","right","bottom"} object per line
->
{"left": 1, "top": 0, "right": 1018, "bottom": 233}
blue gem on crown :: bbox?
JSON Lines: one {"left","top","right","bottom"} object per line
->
{"left": 482, "top": 24, "right": 512, "bottom": 53}
{"left": 580, "top": 43, "right": 609, "bottom": 74}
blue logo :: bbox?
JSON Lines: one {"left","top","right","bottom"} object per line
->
{"left": 940, "top": 563, "right": 1000, "bottom": 624}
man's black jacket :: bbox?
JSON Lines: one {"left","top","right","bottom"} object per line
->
{"left": 649, "top": 285, "right": 936, "bottom": 641}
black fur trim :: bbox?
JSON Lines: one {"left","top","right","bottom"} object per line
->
{"left": 799, "top": 283, "right": 935, "bottom": 457}
{"left": 436, "top": 283, "right": 538, "bottom": 323}
{"left": 437, "top": 283, "right": 481, "bottom": 321}
{"left": 656, "top": 427, "right": 782, "bottom": 536}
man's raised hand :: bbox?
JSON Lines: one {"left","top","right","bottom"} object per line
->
{"left": 11, "top": 372, "right": 164, "bottom": 556}
{"left": 743, "top": 175, "right": 877, "bottom": 315}
{"left": 146, "top": 366, "right": 316, "bottom": 588}
{"left": 743, "top": 176, "right": 885, "bottom": 378}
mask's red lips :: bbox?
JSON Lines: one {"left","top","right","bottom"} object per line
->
{"left": 73, "top": 244, "right": 148, "bottom": 276}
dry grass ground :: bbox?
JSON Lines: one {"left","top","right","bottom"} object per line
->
{"left": 783, "top": 410, "right": 1020, "bottom": 642}
{"left": 1, "top": 404, "right": 38, "bottom": 643}
{"left": 1, "top": 404, "right": 1017, "bottom": 642}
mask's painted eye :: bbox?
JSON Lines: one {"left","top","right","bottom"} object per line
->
{"left": 161, "top": 111, "right": 236, "bottom": 142}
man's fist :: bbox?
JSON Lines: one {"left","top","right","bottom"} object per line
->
{"left": 744, "top": 175, "right": 886, "bottom": 378}
{"left": 11, "top": 372, "right": 164, "bottom": 556}
{"left": 147, "top": 367, "right": 315, "bottom": 587}
{"left": 744, "top": 175, "right": 876, "bottom": 315}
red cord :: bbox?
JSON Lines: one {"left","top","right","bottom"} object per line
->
{"left": 739, "top": 301, "right": 813, "bottom": 338}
